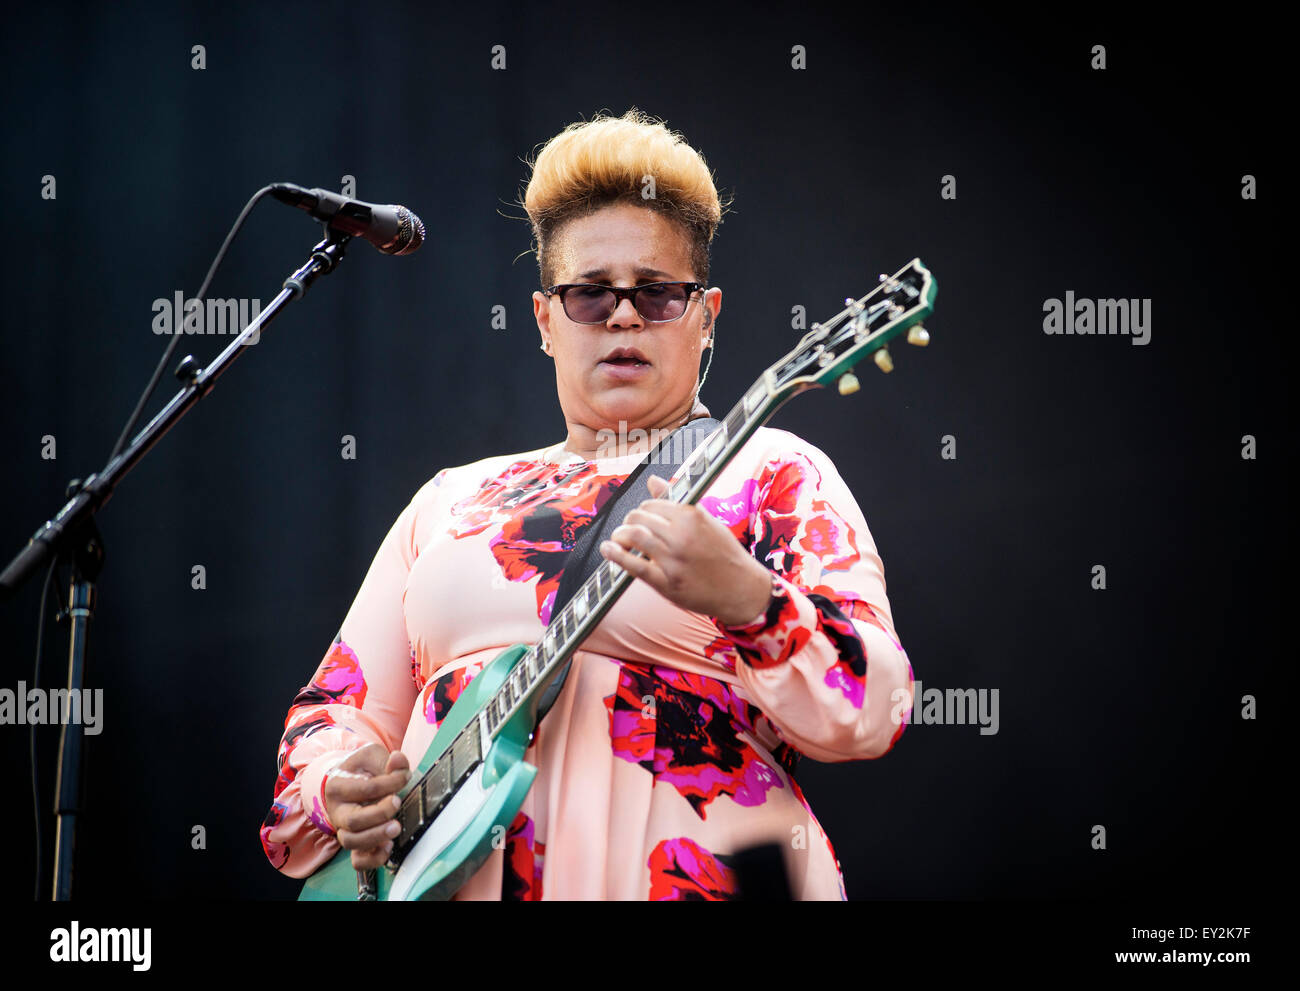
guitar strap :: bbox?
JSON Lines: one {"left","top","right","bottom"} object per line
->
{"left": 534, "top": 416, "right": 723, "bottom": 724}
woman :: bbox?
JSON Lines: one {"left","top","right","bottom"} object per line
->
{"left": 260, "top": 109, "right": 915, "bottom": 900}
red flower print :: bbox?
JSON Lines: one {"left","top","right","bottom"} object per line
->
{"left": 647, "top": 837, "right": 738, "bottom": 900}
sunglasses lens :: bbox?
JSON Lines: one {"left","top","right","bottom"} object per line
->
{"left": 635, "top": 284, "right": 689, "bottom": 321}
{"left": 563, "top": 286, "right": 616, "bottom": 322}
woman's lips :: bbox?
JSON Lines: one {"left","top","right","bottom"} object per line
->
{"left": 598, "top": 356, "right": 652, "bottom": 380}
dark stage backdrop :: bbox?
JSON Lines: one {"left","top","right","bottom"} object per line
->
{"left": 0, "top": 0, "right": 1281, "bottom": 911}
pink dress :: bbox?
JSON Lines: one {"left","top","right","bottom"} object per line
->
{"left": 260, "top": 425, "right": 914, "bottom": 899}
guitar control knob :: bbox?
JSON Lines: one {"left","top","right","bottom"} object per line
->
{"left": 837, "top": 372, "right": 860, "bottom": 395}
{"left": 907, "top": 324, "right": 930, "bottom": 346}
{"left": 873, "top": 348, "right": 894, "bottom": 373}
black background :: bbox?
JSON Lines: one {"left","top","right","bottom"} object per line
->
{"left": 0, "top": 0, "right": 1282, "bottom": 910}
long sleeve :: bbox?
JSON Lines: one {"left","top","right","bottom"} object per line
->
{"left": 708, "top": 438, "right": 914, "bottom": 764}
{"left": 259, "top": 473, "right": 442, "bottom": 878}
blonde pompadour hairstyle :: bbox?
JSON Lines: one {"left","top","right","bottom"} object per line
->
{"left": 521, "top": 108, "right": 728, "bottom": 289}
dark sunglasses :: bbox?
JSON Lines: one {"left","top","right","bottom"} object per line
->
{"left": 544, "top": 281, "right": 704, "bottom": 324}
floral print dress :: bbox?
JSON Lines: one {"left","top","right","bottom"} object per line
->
{"left": 260, "top": 425, "right": 914, "bottom": 899}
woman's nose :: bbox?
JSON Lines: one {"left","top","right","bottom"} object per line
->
{"left": 606, "top": 295, "right": 642, "bottom": 326}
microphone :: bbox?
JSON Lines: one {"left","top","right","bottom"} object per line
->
{"left": 270, "top": 182, "right": 425, "bottom": 255}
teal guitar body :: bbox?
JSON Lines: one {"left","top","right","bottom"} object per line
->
{"left": 300, "top": 644, "right": 539, "bottom": 900}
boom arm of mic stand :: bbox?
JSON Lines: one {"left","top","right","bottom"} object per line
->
{"left": 0, "top": 231, "right": 351, "bottom": 600}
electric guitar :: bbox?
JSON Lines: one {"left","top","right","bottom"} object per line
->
{"left": 299, "top": 258, "right": 937, "bottom": 900}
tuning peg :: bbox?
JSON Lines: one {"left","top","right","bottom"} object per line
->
{"left": 837, "top": 372, "right": 860, "bottom": 395}
{"left": 906, "top": 323, "right": 930, "bottom": 346}
{"left": 873, "top": 348, "right": 894, "bottom": 373}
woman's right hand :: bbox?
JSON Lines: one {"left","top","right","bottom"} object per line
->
{"left": 322, "top": 742, "right": 412, "bottom": 871}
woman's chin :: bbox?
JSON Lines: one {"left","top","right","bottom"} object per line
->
{"left": 587, "top": 395, "right": 674, "bottom": 433}
{"left": 588, "top": 378, "right": 656, "bottom": 411}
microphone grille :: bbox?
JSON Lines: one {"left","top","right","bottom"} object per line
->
{"left": 388, "top": 208, "right": 426, "bottom": 256}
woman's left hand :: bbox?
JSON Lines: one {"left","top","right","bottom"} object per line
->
{"left": 598, "top": 474, "right": 775, "bottom": 626}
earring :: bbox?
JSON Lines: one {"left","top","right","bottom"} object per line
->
{"left": 540, "top": 342, "right": 551, "bottom": 355}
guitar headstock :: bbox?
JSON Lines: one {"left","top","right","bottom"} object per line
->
{"left": 770, "top": 258, "right": 937, "bottom": 396}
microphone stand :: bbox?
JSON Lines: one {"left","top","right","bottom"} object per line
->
{"left": 1, "top": 228, "right": 352, "bottom": 900}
